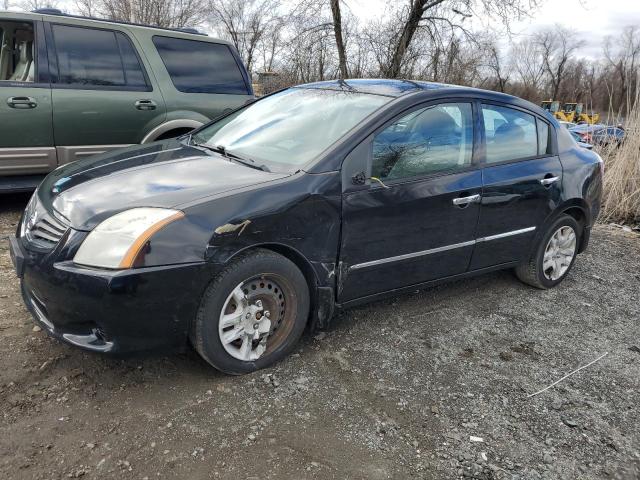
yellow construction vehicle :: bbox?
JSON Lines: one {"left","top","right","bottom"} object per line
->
{"left": 541, "top": 100, "right": 600, "bottom": 124}
{"left": 541, "top": 100, "right": 569, "bottom": 121}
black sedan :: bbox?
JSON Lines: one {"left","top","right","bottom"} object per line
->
{"left": 9, "top": 80, "right": 604, "bottom": 374}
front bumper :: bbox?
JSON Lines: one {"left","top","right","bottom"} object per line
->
{"left": 10, "top": 233, "right": 217, "bottom": 354}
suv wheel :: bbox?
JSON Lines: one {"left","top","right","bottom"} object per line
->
{"left": 515, "top": 215, "right": 581, "bottom": 289}
{"left": 191, "top": 249, "right": 309, "bottom": 374}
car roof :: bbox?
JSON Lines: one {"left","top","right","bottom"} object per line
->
{"left": 297, "top": 78, "right": 521, "bottom": 100}
{"left": 295, "top": 78, "right": 555, "bottom": 123}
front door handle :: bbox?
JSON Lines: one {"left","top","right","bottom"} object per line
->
{"left": 540, "top": 175, "right": 559, "bottom": 186}
{"left": 7, "top": 96, "right": 37, "bottom": 109}
{"left": 452, "top": 194, "right": 481, "bottom": 206}
{"left": 135, "top": 99, "right": 157, "bottom": 111}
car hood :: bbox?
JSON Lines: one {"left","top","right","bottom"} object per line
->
{"left": 39, "top": 140, "right": 290, "bottom": 230}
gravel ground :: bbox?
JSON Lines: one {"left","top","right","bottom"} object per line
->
{"left": 1, "top": 192, "right": 639, "bottom": 480}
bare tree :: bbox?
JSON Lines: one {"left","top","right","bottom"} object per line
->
{"left": 75, "top": 0, "right": 205, "bottom": 28}
{"left": 209, "top": 0, "right": 282, "bottom": 75}
{"left": 330, "top": 0, "right": 347, "bottom": 78}
{"left": 20, "top": 0, "right": 59, "bottom": 10}
{"left": 604, "top": 26, "right": 640, "bottom": 113}
{"left": 510, "top": 39, "right": 545, "bottom": 100}
{"left": 535, "top": 26, "right": 578, "bottom": 101}
{"left": 380, "top": 0, "right": 541, "bottom": 78}
{"left": 485, "top": 40, "right": 509, "bottom": 92}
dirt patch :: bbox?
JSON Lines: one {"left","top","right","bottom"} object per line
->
{"left": 1, "top": 193, "right": 639, "bottom": 479}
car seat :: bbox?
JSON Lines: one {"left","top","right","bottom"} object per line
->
{"left": 8, "top": 40, "right": 32, "bottom": 82}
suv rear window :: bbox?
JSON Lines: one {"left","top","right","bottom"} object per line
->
{"left": 152, "top": 36, "right": 248, "bottom": 94}
{"left": 52, "top": 24, "right": 149, "bottom": 90}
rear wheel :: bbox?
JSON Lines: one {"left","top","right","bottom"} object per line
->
{"left": 515, "top": 215, "right": 581, "bottom": 289}
{"left": 191, "top": 249, "right": 309, "bottom": 374}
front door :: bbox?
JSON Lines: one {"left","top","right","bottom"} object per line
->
{"left": 46, "top": 22, "right": 166, "bottom": 164}
{"left": 0, "top": 18, "right": 56, "bottom": 175}
{"left": 339, "top": 102, "right": 481, "bottom": 302}
{"left": 469, "top": 103, "right": 563, "bottom": 270}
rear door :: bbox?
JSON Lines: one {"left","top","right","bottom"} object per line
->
{"left": 47, "top": 21, "right": 166, "bottom": 164}
{"left": 339, "top": 101, "right": 482, "bottom": 302}
{"left": 469, "top": 103, "right": 562, "bottom": 270}
{"left": 0, "top": 17, "right": 56, "bottom": 176}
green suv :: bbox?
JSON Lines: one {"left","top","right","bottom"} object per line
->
{"left": 0, "top": 9, "right": 253, "bottom": 192}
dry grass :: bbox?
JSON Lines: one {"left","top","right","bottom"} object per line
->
{"left": 598, "top": 92, "right": 640, "bottom": 225}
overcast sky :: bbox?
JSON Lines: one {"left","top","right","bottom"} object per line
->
{"left": 347, "top": 0, "right": 640, "bottom": 59}
{"left": 14, "top": 0, "right": 640, "bottom": 59}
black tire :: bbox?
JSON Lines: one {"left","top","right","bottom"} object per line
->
{"left": 515, "top": 214, "right": 581, "bottom": 289}
{"left": 191, "top": 249, "right": 309, "bottom": 374}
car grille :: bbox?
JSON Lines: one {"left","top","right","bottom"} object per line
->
{"left": 21, "top": 194, "right": 70, "bottom": 250}
{"left": 28, "top": 213, "right": 69, "bottom": 248}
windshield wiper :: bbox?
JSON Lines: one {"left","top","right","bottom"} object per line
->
{"left": 194, "top": 143, "right": 271, "bottom": 172}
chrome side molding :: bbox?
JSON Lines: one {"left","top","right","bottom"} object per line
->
{"left": 349, "top": 240, "right": 477, "bottom": 271}
{"left": 476, "top": 226, "right": 536, "bottom": 243}
{"left": 349, "top": 227, "right": 536, "bottom": 271}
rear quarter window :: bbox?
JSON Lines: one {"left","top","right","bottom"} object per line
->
{"left": 152, "top": 36, "right": 248, "bottom": 94}
{"left": 557, "top": 124, "right": 577, "bottom": 151}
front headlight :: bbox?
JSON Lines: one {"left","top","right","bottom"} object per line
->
{"left": 20, "top": 192, "right": 38, "bottom": 238}
{"left": 74, "top": 208, "right": 184, "bottom": 269}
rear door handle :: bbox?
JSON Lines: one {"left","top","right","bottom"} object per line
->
{"left": 7, "top": 96, "right": 37, "bottom": 109}
{"left": 540, "top": 176, "right": 559, "bottom": 186}
{"left": 135, "top": 99, "right": 157, "bottom": 111}
{"left": 452, "top": 194, "right": 481, "bottom": 206}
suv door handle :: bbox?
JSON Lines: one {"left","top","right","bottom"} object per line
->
{"left": 452, "top": 194, "right": 481, "bottom": 206}
{"left": 7, "top": 96, "right": 37, "bottom": 109}
{"left": 540, "top": 175, "right": 559, "bottom": 186}
{"left": 135, "top": 99, "right": 157, "bottom": 111}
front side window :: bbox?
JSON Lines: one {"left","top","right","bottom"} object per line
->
{"left": 192, "top": 88, "right": 389, "bottom": 171}
{"left": 52, "top": 24, "right": 148, "bottom": 89}
{"left": 371, "top": 103, "right": 474, "bottom": 181}
{"left": 0, "top": 20, "right": 35, "bottom": 82}
{"left": 153, "top": 36, "right": 248, "bottom": 94}
{"left": 482, "top": 104, "right": 538, "bottom": 163}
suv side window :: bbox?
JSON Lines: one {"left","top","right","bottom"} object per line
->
{"left": 51, "top": 24, "right": 148, "bottom": 90}
{"left": 152, "top": 36, "right": 248, "bottom": 94}
{"left": 482, "top": 104, "right": 538, "bottom": 163}
{"left": 371, "top": 103, "right": 474, "bottom": 181}
{"left": 0, "top": 20, "right": 35, "bottom": 82}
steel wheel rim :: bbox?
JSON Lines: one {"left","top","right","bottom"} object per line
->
{"left": 218, "top": 274, "right": 296, "bottom": 362}
{"left": 543, "top": 226, "right": 577, "bottom": 281}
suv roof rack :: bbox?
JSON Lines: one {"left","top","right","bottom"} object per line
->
{"left": 32, "top": 8, "right": 64, "bottom": 15}
{"left": 30, "top": 9, "right": 208, "bottom": 37}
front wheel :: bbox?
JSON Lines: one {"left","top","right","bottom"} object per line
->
{"left": 515, "top": 215, "right": 581, "bottom": 289}
{"left": 191, "top": 249, "right": 309, "bottom": 374}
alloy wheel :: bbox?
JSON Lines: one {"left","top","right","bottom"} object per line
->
{"left": 542, "top": 226, "right": 577, "bottom": 281}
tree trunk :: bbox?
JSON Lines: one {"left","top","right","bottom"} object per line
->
{"left": 330, "top": 0, "right": 348, "bottom": 79}
{"left": 385, "top": 0, "right": 446, "bottom": 78}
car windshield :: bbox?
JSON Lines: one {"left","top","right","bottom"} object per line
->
{"left": 192, "top": 87, "right": 389, "bottom": 171}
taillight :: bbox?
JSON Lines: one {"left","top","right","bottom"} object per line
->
{"left": 595, "top": 152, "right": 604, "bottom": 175}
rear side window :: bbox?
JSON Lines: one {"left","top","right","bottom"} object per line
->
{"left": 482, "top": 105, "right": 538, "bottom": 163}
{"left": 0, "top": 20, "right": 36, "bottom": 82}
{"left": 52, "top": 24, "right": 148, "bottom": 90}
{"left": 537, "top": 119, "right": 550, "bottom": 155}
{"left": 152, "top": 36, "right": 248, "bottom": 94}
